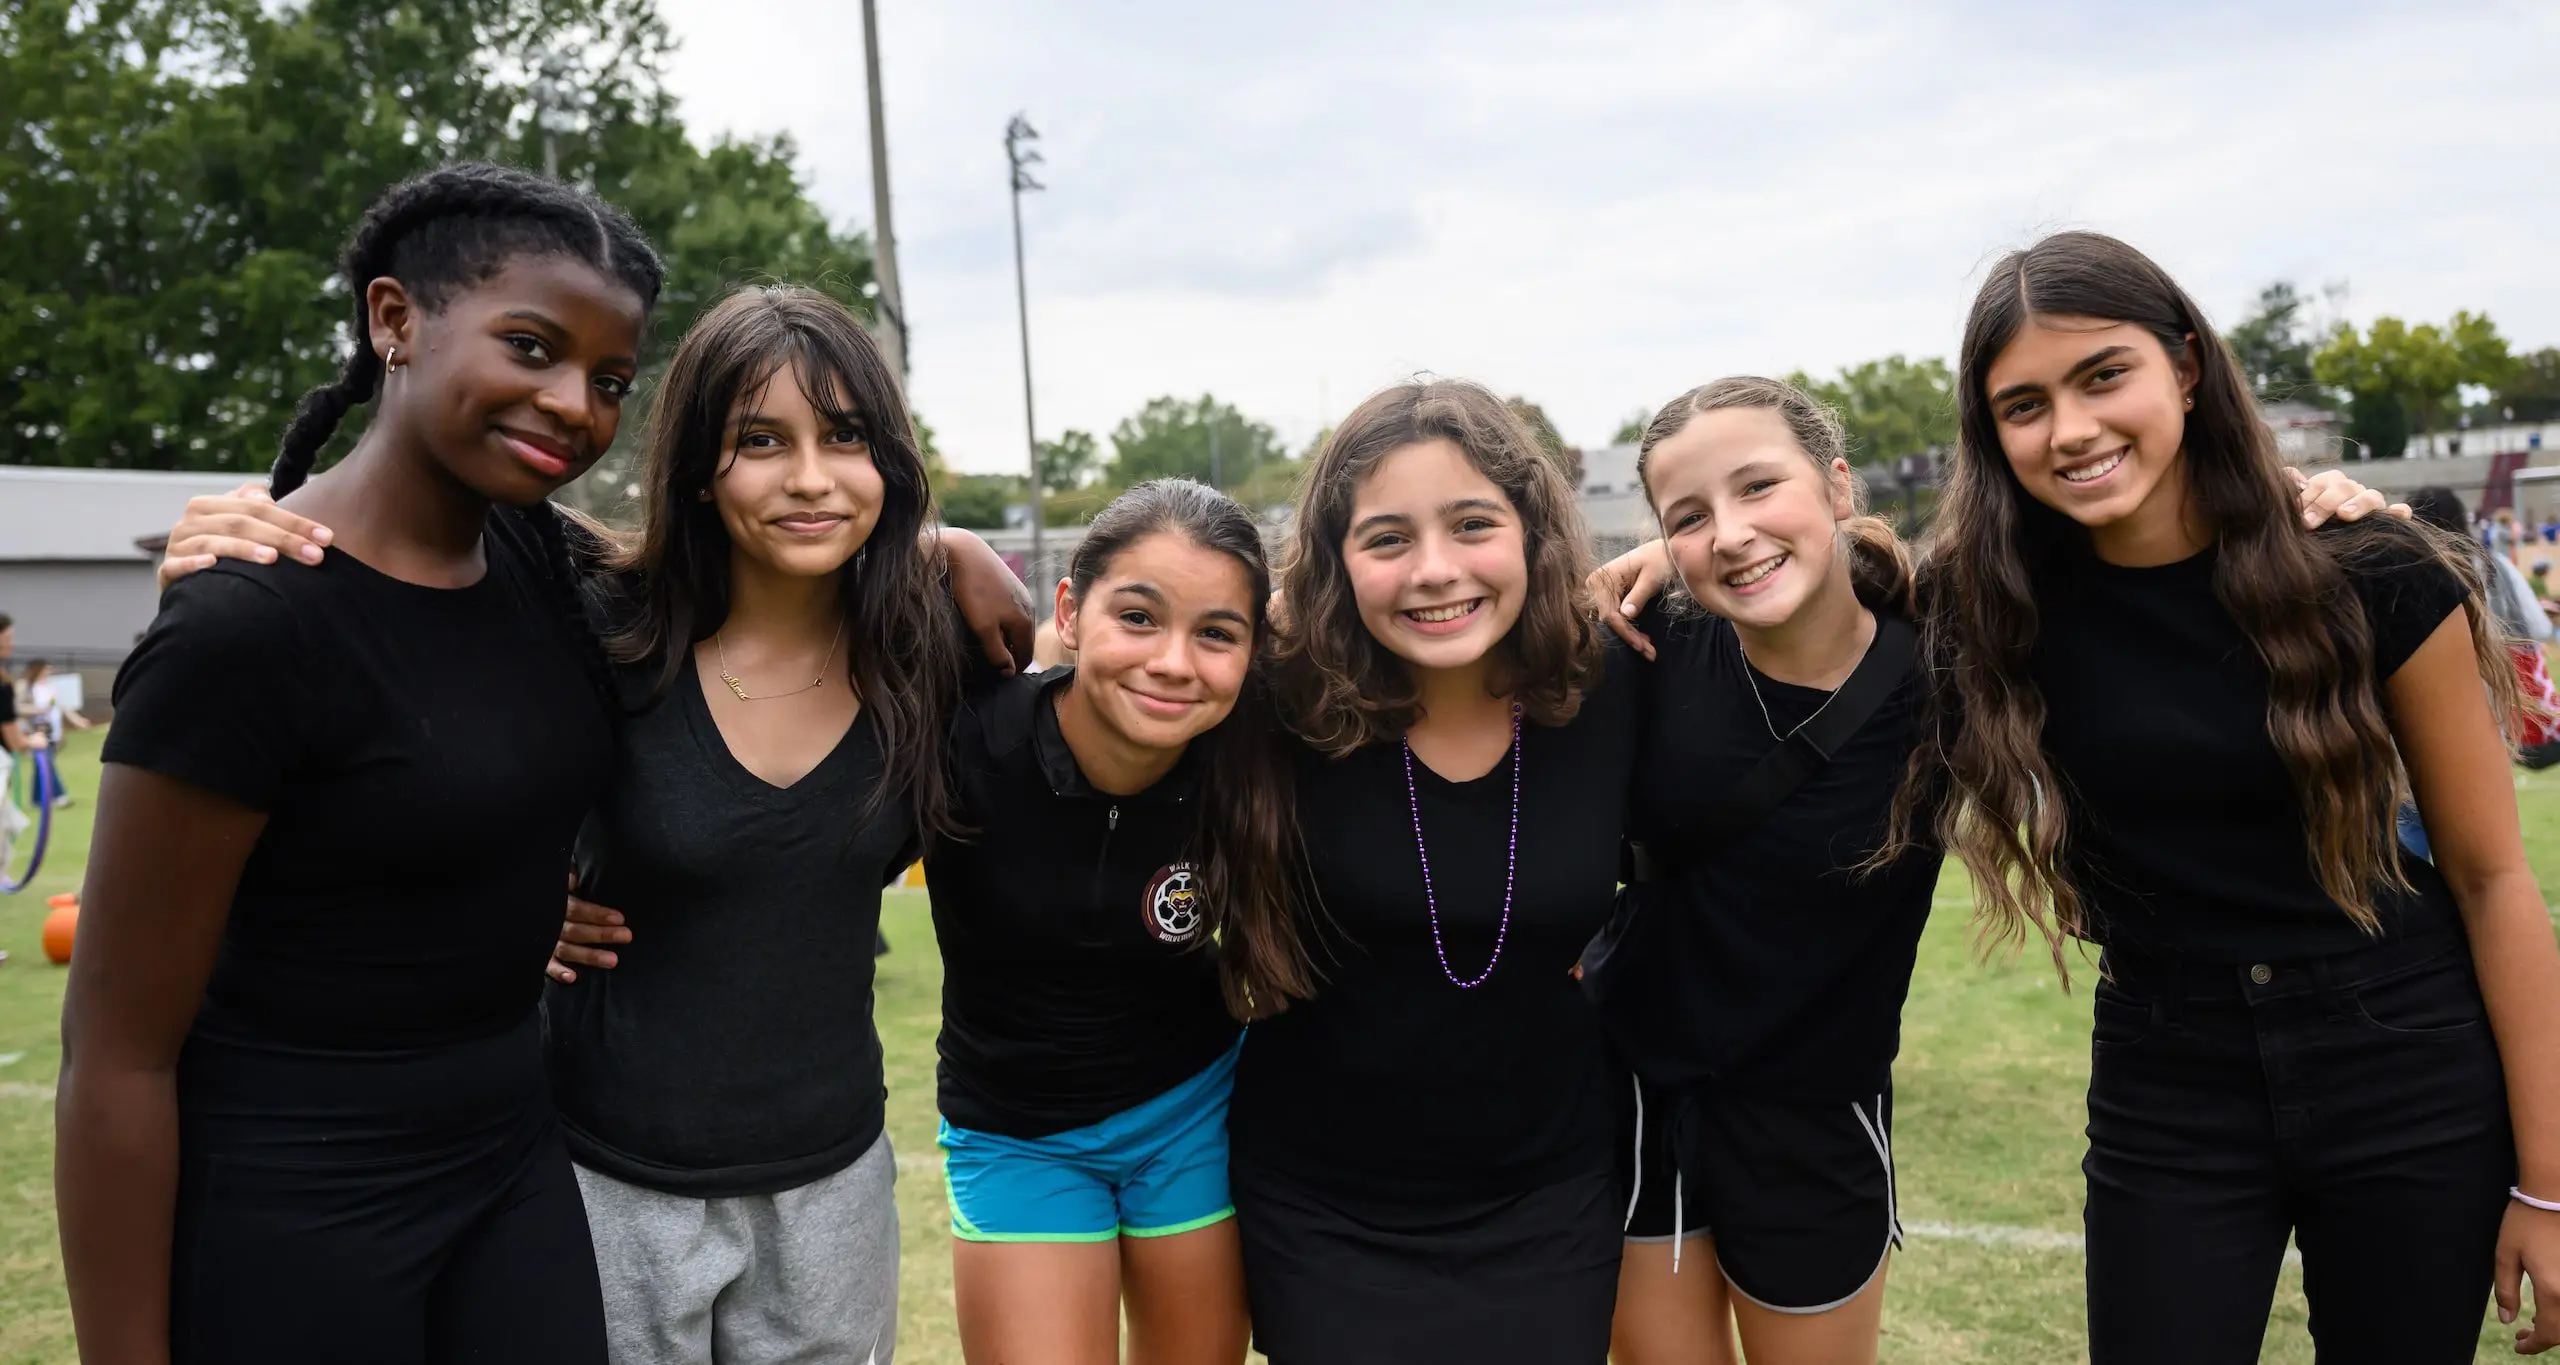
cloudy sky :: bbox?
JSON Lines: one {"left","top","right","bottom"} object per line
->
{"left": 649, "top": 0, "right": 2560, "bottom": 474}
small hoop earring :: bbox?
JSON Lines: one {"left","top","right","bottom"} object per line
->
{"left": 385, "top": 346, "right": 402, "bottom": 370}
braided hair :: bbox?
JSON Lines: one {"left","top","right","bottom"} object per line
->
{"left": 274, "top": 162, "right": 664, "bottom": 726}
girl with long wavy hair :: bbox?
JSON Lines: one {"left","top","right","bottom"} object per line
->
{"left": 150, "top": 280, "right": 1033, "bottom": 1362}
{"left": 1227, "top": 377, "right": 1640, "bottom": 1364}
{"left": 1902, "top": 230, "right": 2560, "bottom": 1362}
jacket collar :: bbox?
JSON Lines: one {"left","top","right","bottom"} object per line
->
{"left": 990, "top": 666, "right": 1199, "bottom": 804}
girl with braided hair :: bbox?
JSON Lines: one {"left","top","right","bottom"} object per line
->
{"left": 57, "top": 162, "right": 661, "bottom": 1364}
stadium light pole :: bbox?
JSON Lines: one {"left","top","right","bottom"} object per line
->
{"left": 1006, "top": 113, "right": 1045, "bottom": 569}
{"left": 860, "top": 0, "right": 908, "bottom": 379}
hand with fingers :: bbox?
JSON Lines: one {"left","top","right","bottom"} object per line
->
{"left": 2290, "top": 466, "right": 2410, "bottom": 527}
{"left": 548, "top": 869, "right": 633, "bottom": 986}
{"left": 157, "top": 483, "right": 335, "bottom": 589}
{"left": 2500, "top": 1200, "right": 2560, "bottom": 1353}
{"left": 1586, "top": 540, "right": 1675, "bottom": 661}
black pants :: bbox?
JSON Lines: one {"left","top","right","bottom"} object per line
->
{"left": 2083, "top": 931, "right": 2511, "bottom": 1364}
{"left": 169, "top": 1016, "right": 608, "bottom": 1365}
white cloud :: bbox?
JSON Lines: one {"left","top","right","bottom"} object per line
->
{"left": 651, "top": 0, "right": 2560, "bottom": 471}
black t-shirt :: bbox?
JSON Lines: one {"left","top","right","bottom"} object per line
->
{"left": 545, "top": 663, "right": 914, "bottom": 1196}
{"left": 1229, "top": 645, "right": 1643, "bottom": 1200}
{"left": 1606, "top": 606, "right": 1938, "bottom": 1100}
{"left": 103, "top": 511, "right": 613, "bottom": 1050}
{"left": 928, "top": 669, "right": 1241, "bottom": 1139}
{"left": 2033, "top": 527, "right": 2470, "bottom": 962}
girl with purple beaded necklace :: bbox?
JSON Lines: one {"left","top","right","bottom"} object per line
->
{"left": 1223, "top": 378, "right": 1639, "bottom": 1365}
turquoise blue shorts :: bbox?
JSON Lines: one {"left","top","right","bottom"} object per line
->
{"left": 939, "top": 1037, "right": 1240, "bottom": 1243}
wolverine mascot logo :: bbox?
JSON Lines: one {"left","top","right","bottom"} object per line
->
{"left": 1144, "top": 863, "right": 1203, "bottom": 944}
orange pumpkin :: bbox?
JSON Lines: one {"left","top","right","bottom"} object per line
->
{"left": 41, "top": 904, "right": 76, "bottom": 965}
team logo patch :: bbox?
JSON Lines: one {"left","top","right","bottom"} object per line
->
{"left": 1144, "top": 863, "right": 1204, "bottom": 945}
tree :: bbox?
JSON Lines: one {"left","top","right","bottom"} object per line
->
{"left": 1, "top": 0, "right": 874, "bottom": 473}
{"left": 2315, "top": 311, "right": 2514, "bottom": 445}
{"left": 1611, "top": 409, "right": 1651, "bottom": 446}
{"left": 1035, "top": 429, "right": 1100, "bottom": 491}
{"left": 1505, "top": 396, "right": 1583, "bottom": 487}
{"left": 939, "top": 474, "right": 1019, "bottom": 530}
{"left": 2227, "top": 282, "right": 2324, "bottom": 405}
{"left": 1104, "top": 395, "right": 1286, "bottom": 491}
{"left": 2496, "top": 347, "right": 2560, "bottom": 424}
{"left": 1784, "top": 355, "right": 1956, "bottom": 465}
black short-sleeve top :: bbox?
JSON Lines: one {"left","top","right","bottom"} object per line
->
{"left": 1230, "top": 644, "right": 1644, "bottom": 1200}
{"left": 2031, "top": 525, "right": 2470, "bottom": 962}
{"left": 103, "top": 511, "right": 613, "bottom": 1049}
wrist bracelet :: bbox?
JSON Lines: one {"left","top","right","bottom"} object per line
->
{"left": 2511, "top": 1186, "right": 2560, "bottom": 1213}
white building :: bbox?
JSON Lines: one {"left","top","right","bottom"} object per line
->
{"left": 0, "top": 466, "right": 247, "bottom": 681}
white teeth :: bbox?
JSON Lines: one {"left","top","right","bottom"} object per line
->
{"left": 1407, "top": 600, "right": 1479, "bottom": 623}
{"left": 1725, "top": 555, "right": 1786, "bottom": 587}
{"left": 2060, "top": 450, "right": 2125, "bottom": 484}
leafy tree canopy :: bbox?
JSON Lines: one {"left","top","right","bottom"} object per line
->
{"left": 2, "top": 0, "right": 874, "bottom": 476}
{"left": 2315, "top": 311, "right": 2513, "bottom": 442}
{"left": 1105, "top": 394, "right": 1285, "bottom": 491}
{"left": 2227, "top": 282, "right": 2325, "bottom": 406}
{"left": 1784, "top": 354, "right": 1956, "bottom": 466}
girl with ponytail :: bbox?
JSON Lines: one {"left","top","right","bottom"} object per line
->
{"left": 924, "top": 478, "right": 1304, "bottom": 1365}
{"left": 58, "top": 162, "right": 661, "bottom": 1364}
{"left": 1586, "top": 374, "right": 2397, "bottom": 1365}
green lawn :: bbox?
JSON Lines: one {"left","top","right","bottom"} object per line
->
{"left": 2, "top": 726, "right": 2553, "bottom": 1362}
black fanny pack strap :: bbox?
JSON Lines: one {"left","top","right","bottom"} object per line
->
{"left": 1626, "top": 613, "right": 1916, "bottom": 880}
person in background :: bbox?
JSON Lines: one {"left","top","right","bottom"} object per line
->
{"left": 22, "top": 661, "right": 92, "bottom": 808}
{"left": 2531, "top": 557, "right": 2554, "bottom": 607}
{"left": 0, "top": 613, "right": 39, "bottom": 865}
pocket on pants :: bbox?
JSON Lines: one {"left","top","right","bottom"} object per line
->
{"left": 2348, "top": 951, "right": 2487, "bottom": 1038}
{"left": 2090, "top": 983, "right": 2158, "bottom": 1048}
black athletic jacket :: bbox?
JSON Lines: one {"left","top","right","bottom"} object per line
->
{"left": 927, "top": 668, "right": 1241, "bottom": 1139}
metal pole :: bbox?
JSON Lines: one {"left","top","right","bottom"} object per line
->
{"left": 1006, "top": 115, "right": 1045, "bottom": 572}
{"left": 860, "top": 0, "right": 908, "bottom": 379}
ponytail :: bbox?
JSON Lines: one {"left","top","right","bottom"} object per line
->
{"left": 1844, "top": 513, "right": 1916, "bottom": 615}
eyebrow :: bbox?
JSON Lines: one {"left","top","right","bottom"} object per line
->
{"left": 1348, "top": 496, "right": 1509, "bottom": 540}
{"left": 1728, "top": 457, "right": 1793, "bottom": 481}
{"left": 1988, "top": 344, "right": 2136, "bottom": 406}
{"left": 500, "top": 310, "right": 637, "bottom": 368}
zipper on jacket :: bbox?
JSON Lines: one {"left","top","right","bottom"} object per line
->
{"left": 1081, "top": 804, "right": 1121, "bottom": 946}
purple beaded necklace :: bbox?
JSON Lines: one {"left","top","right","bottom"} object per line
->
{"left": 1399, "top": 701, "right": 1523, "bottom": 990}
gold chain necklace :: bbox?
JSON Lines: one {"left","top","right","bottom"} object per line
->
{"left": 714, "top": 618, "right": 845, "bottom": 702}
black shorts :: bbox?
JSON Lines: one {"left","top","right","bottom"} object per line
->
{"left": 1619, "top": 1074, "right": 1902, "bottom": 1313}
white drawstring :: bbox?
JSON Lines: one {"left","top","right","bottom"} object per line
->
{"left": 1623, "top": 1076, "right": 1645, "bottom": 1231}
{"left": 1671, "top": 1170, "right": 1685, "bottom": 1273}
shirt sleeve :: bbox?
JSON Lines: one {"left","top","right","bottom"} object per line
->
{"left": 2343, "top": 529, "right": 2471, "bottom": 681}
{"left": 101, "top": 569, "right": 316, "bottom": 809}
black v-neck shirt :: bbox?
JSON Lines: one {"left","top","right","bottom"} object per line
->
{"left": 2032, "top": 527, "right": 2469, "bottom": 962}
{"left": 1230, "top": 645, "right": 1644, "bottom": 1200}
{"left": 546, "top": 664, "right": 914, "bottom": 1197}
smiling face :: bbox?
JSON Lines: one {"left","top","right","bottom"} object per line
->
{"left": 1056, "top": 531, "right": 1260, "bottom": 754}
{"left": 1647, "top": 405, "right": 1857, "bottom": 630}
{"left": 375, "top": 254, "right": 647, "bottom": 506}
{"left": 1983, "top": 314, "right": 2200, "bottom": 557}
{"left": 708, "top": 358, "right": 887, "bottom": 581}
{"left": 1340, "top": 438, "right": 1530, "bottom": 676}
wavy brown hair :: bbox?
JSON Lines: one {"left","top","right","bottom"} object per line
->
{"left": 1636, "top": 375, "right": 1915, "bottom": 616}
{"left": 1274, "top": 378, "right": 1604, "bottom": 753}
{"left": 604, "top": 284, "right": 968, "bottom": 841}
{"left": 1063, "top": 480, "right": 1315, "bottom": 1020}
{"left": 1888, "top": 231, "right": 2515, "bottom": 970}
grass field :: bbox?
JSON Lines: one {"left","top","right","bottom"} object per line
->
{"left": 2, "top": 725, "right": 2553, "bottom": 1362}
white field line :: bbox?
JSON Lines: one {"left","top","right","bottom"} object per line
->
{"left": 0, "top": 1081, "right": 53, "bottom": 1101}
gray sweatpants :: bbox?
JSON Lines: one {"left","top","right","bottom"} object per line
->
{"left": 574, "top": 1132, "right": 900, "bottom": 1365}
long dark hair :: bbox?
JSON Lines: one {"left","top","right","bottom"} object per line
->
{"left": 1889, "top": 230, "right": 2515, "bottom": 965}
{"left": 271, "top": 161, "right": 664, "bottom": 726}
{"left": 1636, "top": 375, "right": 1915, "bottom": 615}
{"left": 1274, "top": 378, "right": 1603, "bottom": 754}
{"left": 605, "top": 284, "right": 968, "bottom": 841}
{"left": 1067, "top": 479, "right": 1315, "bottom": 1020}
